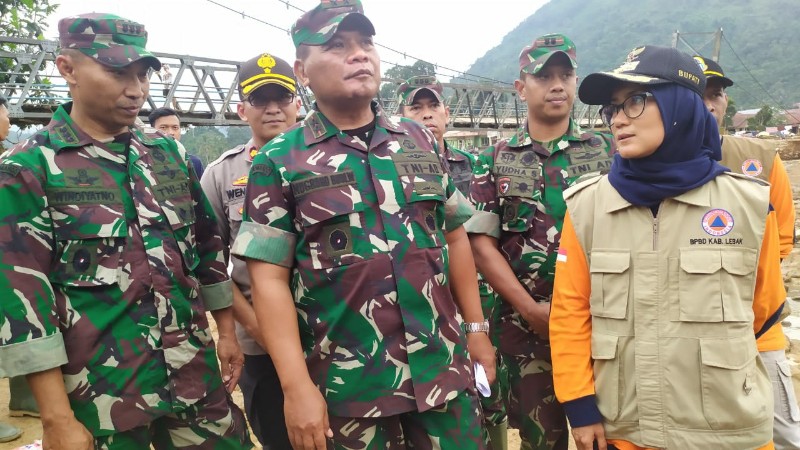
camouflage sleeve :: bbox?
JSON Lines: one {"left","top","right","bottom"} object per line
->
{"left": 0, "top": 163, "right": 68, "bottom": 378}
{"left": 186, "top": 150, "right": 233, "bottom": 311}
{"left": 465, "top": 147, "right": 501, "bottom": 238}
{"left": 199, "top": 163, "right": 231, "bottom": 250}
{"left": 436, "top": 143, "right": 474, "bottom": 232}
{"left": 231, "top": 155, "right": 297, "bottom": 267}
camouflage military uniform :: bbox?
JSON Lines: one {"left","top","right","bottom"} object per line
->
{"left": 444, "top": 142, "right": 508, "bottom": 429}
{"left": 0, "top": 103, "right": 251, "bottom": 448}
{"left": 467, "top": 120, "right": 614, "bottom": 449}
{"left": 232, "top": 102, "right": 485, "bottom": 448}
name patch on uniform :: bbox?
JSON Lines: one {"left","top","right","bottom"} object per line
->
{"left": 702, "top": 209, "right": 734, "bottom": 236}
{"left": 291, "top": 170, "right": 356, "bottom": 198}
{"left": 741, "top": 159, "right": 763, "bottom": 177}
{"left": 392, "top": 152, "right": 443, "bottom": 176}
{"left": 226, "top": 187, "right": 246, "bottom": 201}
{"left": 153, "top": 180, "right": 191, "bottom": 202}
{"left": 566, "top": 150, "right": 612, "bottom": 178}
{"left": 48, "top": 188, "right": 121, "bottom": 206}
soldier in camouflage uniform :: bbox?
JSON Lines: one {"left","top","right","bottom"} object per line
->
{"left": 201, "top": 52, "right": 301, "bottom": 449}
{"left": 232, "top": 1, "right": 495, "bottom": 449}
{"left": 398, "top": 75, "right": 509, "bottom": 450}
{"left": 0, "top": 13, "right": 252, "bottom": 450}
{"left": 467, "top": 34, "right": 615, "bottom": 450}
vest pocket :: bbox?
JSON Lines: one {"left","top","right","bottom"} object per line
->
{"left": 699, "top": 336, "right": 770, "bottom": 429}
{"left": 720, "top": 248, "right": 757, "bottom": 322}
{"left": 592, "top": 333, "right": 621, "bottom": 422}
{"left": 679, "top": 248, "right": 756, "bottom": 322}
{"left": 589, "top": 250, "right": 630, "bottom": 319}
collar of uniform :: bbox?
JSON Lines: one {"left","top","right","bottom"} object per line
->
{"left": 604, "top": 176, "right": 711, "bottom": 213}
{"left": 507, "top": 118, "right": 585, "bottom": 149}
{"left": 46, "top": 103, "right": 96, "bottom": 151}
{"left": 245, "top": 138, "right": 259, "bottom": 161}
{"left": 302, "top": 101, "right": 404, "bottom": 146}
{"left": 444, "top": 142, "right": 468, "bottom": 162}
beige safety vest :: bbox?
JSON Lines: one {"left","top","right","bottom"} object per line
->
{"left": 564, "top": 173, "right": 773, "bottom": 449}
{"left": 720, "top": 135, "right": 777, "bottom": 183}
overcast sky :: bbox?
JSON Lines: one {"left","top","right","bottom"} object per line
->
{"left": 43, "top": 0, "right": 548, "bottom": 82}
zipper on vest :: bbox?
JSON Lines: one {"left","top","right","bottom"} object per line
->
{"left": 652, "top": 207, "right": 661, "bottom": 250}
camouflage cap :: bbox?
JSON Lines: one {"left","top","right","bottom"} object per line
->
{"left": 396, "top": 75, "right": 444, "bottom": 108}
{"left": 238, "top": 53, "right": 296, "bottom": 98}
{"left": 693, "top": 55, "right": 734, "bottom": 88}
{"left": 519, "top": 33, "right": 577, "bottom": 75}
{"left": 579, "top": 46, "right": 706, "bottom": 105}
{"left": 291, "top": 0, "right": 375, "bottom": 48}
{"left": 58, "top": 13, "right": 160, "bottom": 70}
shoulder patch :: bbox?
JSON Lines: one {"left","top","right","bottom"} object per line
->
{"left": 563, "top": 173, "right": 605, "bottom": 200}
{"left": 0, "top": 163, "right": 22, "bottom": 177}
{"left": 207, "top": 145, "right": 247, "bottom": 169}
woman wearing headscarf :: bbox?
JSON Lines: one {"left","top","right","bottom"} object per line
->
{"left": 549, "top": 46, "right": 784, "bottom": 450}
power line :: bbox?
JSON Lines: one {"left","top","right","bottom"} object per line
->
{"left": 206, "top": 0, "right": 290, "bottom": 33}
{"left": 269, "top": 0, "right": 511, "bottom": 86}
{"left": 722, "top": 35, "right": 800, "bottom": 124}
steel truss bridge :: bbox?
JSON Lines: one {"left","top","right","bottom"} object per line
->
{"left": 0, "top": 35, "right": 603, "bottom": 131}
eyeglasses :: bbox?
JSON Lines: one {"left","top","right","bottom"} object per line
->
{"left": 600, "top": 92, "right": 654, "bottom": 127}
{"left": 246, "top": 92, "right": 296, "bottom": 108}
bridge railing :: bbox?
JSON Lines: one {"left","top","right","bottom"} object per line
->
{"left": 1, "top": 35, "right": 524, "bottom": 130}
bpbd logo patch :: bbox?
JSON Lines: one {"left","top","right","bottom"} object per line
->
{"left": 702, "top": 209, "right": 734, "bottom": 236}
{"left": 741, "top": 159, "right": 763, "bottom": 177}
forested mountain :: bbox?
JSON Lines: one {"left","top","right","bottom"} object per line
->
{"left": 465, "top": 0, "right": 800, "bottom": 109}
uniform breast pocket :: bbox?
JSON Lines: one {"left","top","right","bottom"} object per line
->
{"left": 678, "top": 248, "right": 756, "bottom": 322}
{"left": 50, "top": 206, "right": 127, "bottom": 287}
{"left": 498, "top": 194, "right": 537, "bottom": 233}
{"left": 296, "top": 189, "right": 367, "bottom": 270}
{"left": 405, "top": 180, "right": 447, "bottom": 248}
{"left": 163, "top": 201, "right": 199, "bottom": 272}
{"left": 589, "top": 250, "right": 630, "bottom": 319}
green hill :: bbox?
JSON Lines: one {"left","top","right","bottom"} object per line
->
{"left": 464, "top": 0, "right": 800, "bottom": 109}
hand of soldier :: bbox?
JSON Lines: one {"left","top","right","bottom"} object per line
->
{"left": 216, "top": 333, "right": 244, "bottom": 392}
{"left": 466, "top": 332, "right": 497, "bottom": 385}
{"left": 42, "top": 414, "right": 93, "bottom": 450}
{"left": 284, "top": 380, "right": 334, "bottom": 450}
{"left": 572, "top": 423, "right": 607, "bottom": 450}
{"left": 520, "top": 301, "right": 550, "bottom": 338}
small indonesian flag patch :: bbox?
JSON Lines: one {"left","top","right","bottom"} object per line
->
{"left": 557, "top": 247, "right": 567, "bottom": 263}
